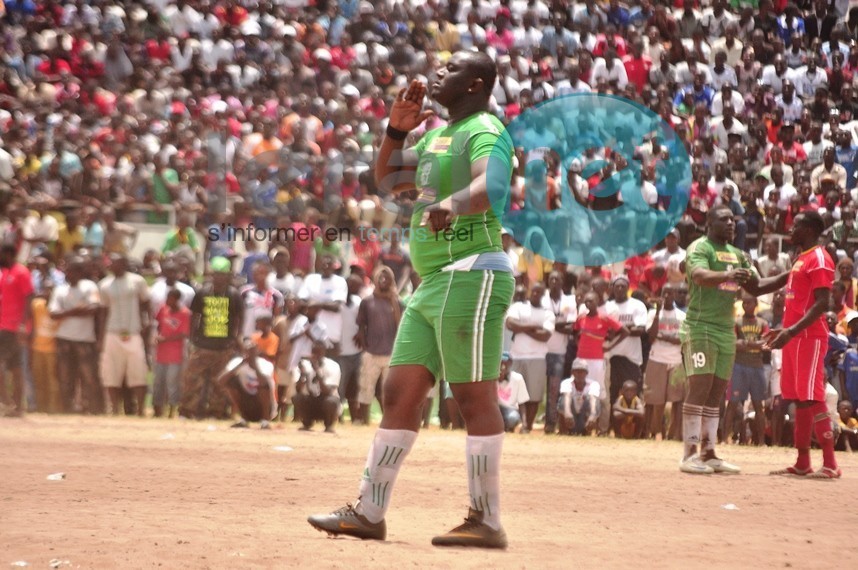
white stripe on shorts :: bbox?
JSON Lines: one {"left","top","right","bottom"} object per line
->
{"left": 476, "top": 272, "right": 494, "bottom": 382}
{"left": 438, "top": 271, "right": 455, "bottom": 380}
{"left": 472, "top": 271, "right": 490, "bottom": 382}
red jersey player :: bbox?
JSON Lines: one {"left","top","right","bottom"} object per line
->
{"left": 747, "top": 212, "right": 840, "bottom": 479}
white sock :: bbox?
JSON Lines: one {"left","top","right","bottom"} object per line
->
{"left": 701, "top": 406, "right": 721, "bottom": 454}
{"left": 466, "top": 433, "right": 503, "bottom": 531}
{"left": 355, "top": 429, "right": 417, "bottom": 523}
{"left": 683, "top": 404, "right": 703, "bottom": 460}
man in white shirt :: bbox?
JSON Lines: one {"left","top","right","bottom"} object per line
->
{"left": 541, "top": 271, "right": 577, "bottom": 433}
{"left": 49, "top": 257, "right": 102, "bottom": 414}
{"left": 497, "top": 353, "right": 529, "bottom": 433}
{"left": 240, "top": 261, "right": 284, "bottom": 340}
{"left": 218, "top": 340, "right": 278, "bottom": 430}
{"left": 763, "top": 165, "right": 798, "bottom": 211}
{"left": 711, "top": 84, "right": 745, "bottom": 117}
{"left": 293, "top": 341, "right": 342, "bottom": 433}
{"left": 18, "top": 202, "right": 59, "bottom": 264}
{"left": 98, "top": 254, "right": 151, "bottom": 415}
{"left": 338, "top": 275, "right": 364, "bottom": 425}
{"left": 590, "top": 50, "right": 628, "bottom": 90}
{"left": 506, "top": 282, "right": 555, "bottom": 433}
{"left": 300, "top": 254, "right": 348, "bottom": 354}
{"left": 642, "top": 285, "right": 687, "bottom": 440}
{"left": 605, "top": 275, "right": 647, "bottom": 408}
{"left": 559, "top": 358, "right": 601, "bottom": 436}
{"left": 148, "top": 259, "right": 195, "bottom": 318}
{"left": 651, "top": 229, "right": 686, "bottom": 286}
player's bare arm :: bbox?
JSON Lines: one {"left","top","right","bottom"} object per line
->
{"left": 742, "top": 270, "right": 790, "bottom": 296}
{"left": 375, "top": 80, "right": 434, "bottom": 194}
{"left": 505, "top": 319, "right": 531, "bottom": 334}
{"left": 604, "top": 325, "right": 630, "bottom": 351}
{"left": 764, "top": 287, "right": 830, "bottom": 350}
{"left": 523, "top": 325, "right": 552, "bottom": 342}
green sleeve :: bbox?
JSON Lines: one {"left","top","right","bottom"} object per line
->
{"left": 188, "top": 230, "right": 200, "bottom": 252}
{"left": 413, "top": 130, "right": 430, "bottom": 158}
{"left": 161, "top": 232, "right": 176, "bottom": 253}
{"left": 685, "top": 240, "right": 712, "bottom": 276}
{"left": 469, "top": 129, "right": 513, "bottom": 165}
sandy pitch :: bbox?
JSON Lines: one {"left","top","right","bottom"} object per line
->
{"left": 2, "top": 415, "right": 857, "bottom": 569}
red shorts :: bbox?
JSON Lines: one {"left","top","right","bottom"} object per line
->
{"left": 780, "top": 336, "right": 827, "bottom": 402}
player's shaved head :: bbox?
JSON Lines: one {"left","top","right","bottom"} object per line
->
{"left": 706, "top": 205, "right": 733, "bottom": 223}
{"left": 460, "top": 50, "right": 498, "bottom": 97}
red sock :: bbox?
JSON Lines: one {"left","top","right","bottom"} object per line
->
{"left": 794, "top": 406, "right": 813, "bottom": 471}
{"left": 810, "top": 402, "right": 838, "bottom": 470}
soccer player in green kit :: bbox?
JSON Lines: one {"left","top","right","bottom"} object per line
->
{"left": 679, "top": 206, "right": 755, "bottom": 474}
{"left": 308, "top": 51, "right": 515, "bottom": 548}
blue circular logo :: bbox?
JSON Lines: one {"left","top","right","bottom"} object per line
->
{"left": 487, "top": 94, "right": 691, "bottom": 266}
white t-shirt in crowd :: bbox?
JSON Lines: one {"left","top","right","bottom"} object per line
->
{"left": 497, "top": 371, "right": 529, "bottom": 409}
{"left": 267, "top": 271, "right": 297, "bottom": 297}
{"left": 339, "top": 294, "right": 362, "bottom": 356}
{"left": 651, "top": 246, "right": 686, "bottom": 285}
{"left": 239, "top": 284, "right": 285, "bottom": 340}
{"left": 542, "top": 292, "right": 577, "bottom": 355}
{"left": 299, "top": 356, "right": 342, "bottom": 396}
{"left": 225, "top": 356, "right": 277, "bottom": 420}
{"left": 48, "top": 279, "right": 100, "bottom": 342}
{"left": 300, "top": 273, "right": 348, "bottom": 343}
{"left": 646, "top": 306, "right": 686, "bottom": 365}
{"left": 148, "top": 278, "right": 195, "bottom": 318}
{"left": 560, "top": 377, "right": 601, "bottom": 413}
{"left": 605, "top": 297, "right": 648, "bottom": 365}
{"left": 506, "top": 301, "right": 555, "bottom": 360}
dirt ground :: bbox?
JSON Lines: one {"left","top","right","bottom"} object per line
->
{"left": 2, "top": 415, "right": 857, "bottom": 569}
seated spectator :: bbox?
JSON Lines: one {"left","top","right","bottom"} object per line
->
{"left": 835, "top": 400, "right": 858, "bottom": 451}
{"left": 496, "top": 353, "right": 529, "bottom": 433}
{"left": 558, "top": 359, "right": 601, "bottom": 436}
{"left": 294, "top": 341, "right": 341, "bottom": 433}
{"left": 612, "top": 380, "right": 644, "bottom": 439}
{"left": 218, "top": 340, "right": 278, "bottom": 430}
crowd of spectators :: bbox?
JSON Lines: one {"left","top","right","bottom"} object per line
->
{"left": 2, "top": 0, "right": 858, "bottom": 447}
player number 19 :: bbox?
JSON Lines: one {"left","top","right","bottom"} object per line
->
{"left": 692, "top": 352, "right": 706, "bottom": 369}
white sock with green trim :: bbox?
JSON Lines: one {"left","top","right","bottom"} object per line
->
{"left": 355, "top": 429, "right": 417, "bottom": 524}
{"left": 466, "top": 433, "right": 503, "bottom": 531}
{"left": 701, "top": 406, "right": 721, "bottom": 454}
{"left": 682, "top": 404, "right": 703, "bottom": 460}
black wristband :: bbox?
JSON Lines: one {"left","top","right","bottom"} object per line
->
{"left": 386, "top": 125, "right": 408, "bottom": 141}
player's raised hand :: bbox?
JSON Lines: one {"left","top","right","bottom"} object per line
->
{"left": 389, "top": 80, "right": 435, "bottom": 132}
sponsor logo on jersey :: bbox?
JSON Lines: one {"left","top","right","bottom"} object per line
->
{"left": 715, "top": 251, "right": 739, "bottom": 264}
{"left": 428, "top": 137, "right": 453, "bottom": 153}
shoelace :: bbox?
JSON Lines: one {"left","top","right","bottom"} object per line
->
{"left": 333, "top": 503, "right": 357, "bottom": 517}
{"left": 451, "top": 512, "right": 483, "bottom": 533}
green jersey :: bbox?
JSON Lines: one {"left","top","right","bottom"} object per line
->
{"left": 410, "top": 111, "right": 513, "bottom": 277}
{"left": 683, "top": 237, "right": 755, "bottom": 330}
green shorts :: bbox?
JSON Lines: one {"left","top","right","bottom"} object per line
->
{"left": 680, "top": 326, "right": 736, "bottom": 380}
{"left": 390, "top": 270, "right": 515, "bottom": 383}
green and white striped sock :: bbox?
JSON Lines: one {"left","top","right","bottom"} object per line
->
{"left": 355, "top": 429, "right": 417, "bottom": 523}
{"left": 466, "top": 433, "right": 503, "bottom": 531}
